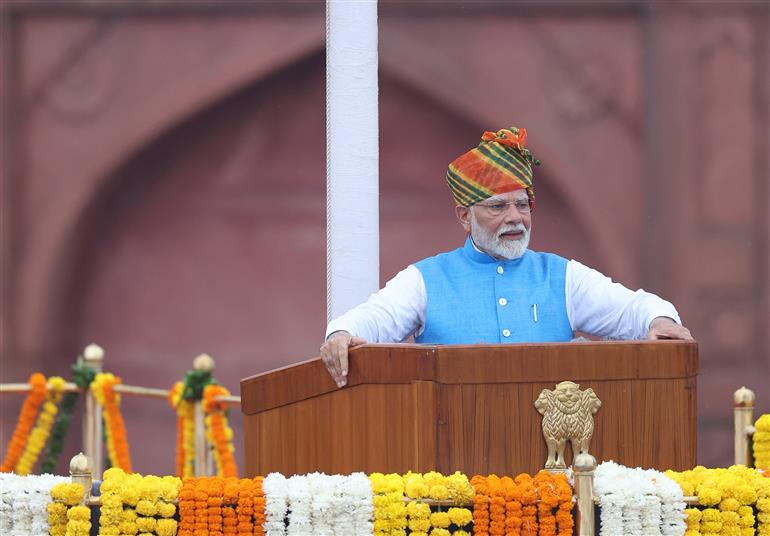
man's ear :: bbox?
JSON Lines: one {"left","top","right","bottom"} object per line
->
{"left": 455, "top": 205, "right": 471, "bottom": 232}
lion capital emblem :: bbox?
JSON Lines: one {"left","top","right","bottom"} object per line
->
{"left": 534, "top": 381, "right": 601, "bottom": 470}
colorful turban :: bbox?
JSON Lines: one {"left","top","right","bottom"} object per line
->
{"left": 446, "top": 126, "right": 540, "bottom": 207}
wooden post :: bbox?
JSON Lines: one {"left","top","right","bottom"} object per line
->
{"left": 193, "top": 354, "right": 215, "bottom": 476}
{"left": 574, "top": 452, "right": 597, "bottom": 536}
{"left": 734, "top": 386, "right": 756, "bottom": 466}
{"left": 69, "top": 453, "right": 92, "bottom": 505}
{"left": 82, "top": 344, "right": 104, "bottom": 478}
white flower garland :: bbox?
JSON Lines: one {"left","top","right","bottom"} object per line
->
{"left": 263, "top": 472, "right": 288, "bottom": 536}
{"left": 595, "top": 461, "right": 686, "bottom": 536}
{"left": 0, "top": 472, "right": 68, "bottom": 535}
{"left": 286, "top": 474, "right": 312, "bottom": 535}
{"left": 645, "top": 468, "right": 686, "bottom": 536}
{"left": 261, "top": 472, "right": 374, "bottom": 535}
{"left": 346, "top": 472, "right": 374, "bottom": 535}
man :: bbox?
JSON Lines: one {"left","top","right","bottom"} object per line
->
{"left": 321, "top": 126, "right": 692, "bottom": 387}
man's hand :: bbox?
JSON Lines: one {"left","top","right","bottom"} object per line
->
{"left": 647, "top": 316, "right": 694, "bottom": 340}
{"left": 320, "top": 331, "right": 368, "bottom": 388}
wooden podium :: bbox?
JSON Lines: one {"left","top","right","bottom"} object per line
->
{"left": 240, "top": 341, "right": 697, "bottom": 477}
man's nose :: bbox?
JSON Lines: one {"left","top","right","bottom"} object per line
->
{"left": 502, "top": 204, "right": 524, "bottom": 224}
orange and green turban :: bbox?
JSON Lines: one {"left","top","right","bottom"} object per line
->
{"left": 446, "top": 126, "right": 540, "bottom": 207}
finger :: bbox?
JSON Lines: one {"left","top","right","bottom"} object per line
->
{"left": 320, "top": 349, "right": 340, "bottom": 385}
{"left": 321, "top": 344, "right": 344, "bottom": 386}
{"left": 329, "top": 341, "right": 347, "bottom": 386}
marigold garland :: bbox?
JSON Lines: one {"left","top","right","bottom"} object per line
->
{"left": 203, "top": 385, "right": 239, "bottom": 478}
{"left": 553, "top": 472, "right": 574, "bottom": 536}
{"left": 667, "top": 465, "right": 770, "bottom": 536}
{"left": 1, "top": 372, "right": 48, "bottom": 472}
{"left": 40, "top": 361, "right": 95, "bottom": 474}
{"left": 15, "top": 376, "right": 65, "bottom": 475}
{"left": 223, "top": 476, "right": 238, "bottom": 535}
{"left": 178, "top": 477, "right": 196, "bottom": 536}
{"left": 169, "top": 381, "right": 196, "bottom": 478}
{"left": 755, "top": 414, "right": 770, "bottom": 471}
{"left": 501, "top": 475, "right": 523, "bottom": 535}
{"left": 471, "top": 475, "right": 490, "bottom": 536}
{"left": 370, "top": 472, "right": 407, "bottom": 536}
{"left": 487, "top": 475, "right": 506, "bottom": 536}
{"left": 91, "top": 372, "right": 132, "bottom": 472}
{"left": 533, "top": 471, "right": 558, "bottom": 536}
{"left": 515, "top": 473, "right": 538, "bottom": 536}
{"left": 49, "top": 482, "right": 90, "bottom": 536}
{"left": 253, "top": 476, "right": 266, "bottom": 536}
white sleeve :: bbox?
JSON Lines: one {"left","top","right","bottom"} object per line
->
{"left": 566, "top": 259, "right": 681, "bottom": 340}
{"left": 324, "top": 264, "right": 427, "bottom": 343}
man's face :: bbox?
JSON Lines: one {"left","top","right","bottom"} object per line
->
{"left": 455, "top": 190, "right": 532, "bottom": 260}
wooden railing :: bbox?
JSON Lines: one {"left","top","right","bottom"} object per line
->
{"left": 0, "top": 343, "right": 240, "bottom": 477}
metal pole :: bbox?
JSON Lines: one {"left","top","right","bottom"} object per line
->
{"left": 733, "top": 386, "right": 756, "bottom": 466}
{"left": 326, "top": 0, "right": 380, "bottom": 322}
{"left": 574, "top": 452, "right": 597, "bottom": 536}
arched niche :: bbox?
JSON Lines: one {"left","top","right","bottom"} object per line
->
{"left": 49, "top": 50, "right": 599, "bottom": 474}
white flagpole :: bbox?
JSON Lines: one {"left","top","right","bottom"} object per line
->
{"left": 325, "top": 0, "right": 380, "bottom": 322}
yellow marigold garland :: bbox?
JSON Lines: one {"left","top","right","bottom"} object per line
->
{"left": 403, "top": 471, "right": 473, "bottom": 536}
{"left": 370, "top": 472, "right": 407, "bottom": 536}
{"left": 168, "top": 381, "right": 196, "bottom": 477}
{"left": 15, "top": 376, "right": 65, "bottom": 475}
{"left": 203, "top": 385, "right": 238, "bottom": 478}
{"left": 1, "top": 372, "right": 47, "bottom": 472}
{"left": 755, "top": 414, "right": 770, "bottom": 471}
{"left": 49, "top": 482, "right": 89, "bottom": 536}
{"left": 91, "top": 373, "right": 132, "bottom": 472}
{"left": 667, "top": 465, "right": 770, "bottom": 536}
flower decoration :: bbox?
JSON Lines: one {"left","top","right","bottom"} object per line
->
{"left": 1, "top": 372, "right": 48, "bottom": 472}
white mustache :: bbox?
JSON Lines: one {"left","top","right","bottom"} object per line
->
{"left": 497, "top": 223, "right": 527, "bottom": 239}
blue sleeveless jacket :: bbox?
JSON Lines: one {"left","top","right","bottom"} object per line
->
{"left": 414, "top": 237, "right": 573, "bottom": 344}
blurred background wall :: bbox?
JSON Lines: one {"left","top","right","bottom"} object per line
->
{"left": 1, "top": 0, "right": 768, "bottom": 475}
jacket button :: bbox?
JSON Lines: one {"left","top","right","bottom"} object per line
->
{"left": 502, "top": 329, "right": 511, "bottom": 337}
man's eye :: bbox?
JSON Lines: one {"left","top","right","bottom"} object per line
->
{"left": 489, "top": 204, "right": 506, "bottom": 210}
{"left": 515, "top": 201, "right": 529, "bottom": 209}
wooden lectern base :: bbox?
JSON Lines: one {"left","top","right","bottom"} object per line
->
{"left": 240, "top": 341, "right": 697, "bottom": 477}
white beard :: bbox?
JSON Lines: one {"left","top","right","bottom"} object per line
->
{"left": 470, "top": 212, "right": 530, "bottom": 260}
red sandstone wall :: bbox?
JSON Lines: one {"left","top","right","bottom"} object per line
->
{"left": 1, "top": 0, "right": 767, "bottom": 475}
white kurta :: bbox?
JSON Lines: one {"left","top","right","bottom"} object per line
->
{"left": 325, "top": 254, "right": 681, "bottom": 343}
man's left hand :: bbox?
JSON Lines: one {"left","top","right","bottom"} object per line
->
{"left": 647, "top": 316, "right": 693, "bottom": 340}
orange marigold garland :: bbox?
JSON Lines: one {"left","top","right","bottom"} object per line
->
{"left": 253, "top": 476, "right": 266, "bottom": 536}
{"left": 515, "top": 473, "right": 538, "bottom": 536}
{"left": 237, "top": 478, "right": 255, "bottom": 535}
{"left": 1, "top": 372, "right": 48, "bottom": 472}
{"left": 471, "top": 475, "right": 490, "bottom": 536}
{"left": 534, "top": 471, "right": 558, "bottom": 536}
{"left": 553, "top": 473, "right": 574, "bottom": 536}
{"left": 91, "top": 372, "right": 132, "bottom": 472}
{"left": 15, "top": 375, "right": 65, "bottom": 475}
{"left": 487, "top": 475, "right": 506, "bottom": 536}
{"left": 501, "top": 476, "right": 523, "bottom": 535}
{"left": 178, "top": 477, "right": 196, "bottom": 536}
{"left": 222, "top": 477, "right": 238, "bottom": 535}
{"left": 203, "top": 385, "right": 238, "bottom": 477}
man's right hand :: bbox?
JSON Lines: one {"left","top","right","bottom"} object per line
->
{"left": 320, "top": 331, "right": 367, "bottom": 388}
